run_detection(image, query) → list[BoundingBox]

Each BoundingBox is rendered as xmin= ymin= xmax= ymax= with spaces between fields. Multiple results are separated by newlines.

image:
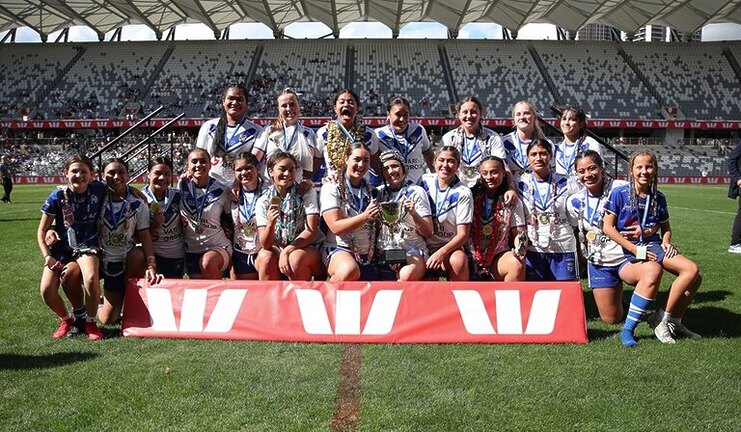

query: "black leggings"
xmin=1 ymin=177 xmax=11 ymax=202
xmin=732 ymin=197 xmax=741 ymax=245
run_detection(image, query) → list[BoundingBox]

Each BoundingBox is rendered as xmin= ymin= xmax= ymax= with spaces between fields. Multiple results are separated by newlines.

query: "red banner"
xmin=3 ymin=118 xmax=740 ymax=130
xmin=122 ymin=279 xmax=588 ymax=344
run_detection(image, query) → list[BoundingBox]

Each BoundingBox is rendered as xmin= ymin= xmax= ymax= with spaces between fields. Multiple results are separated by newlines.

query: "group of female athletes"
xmin=37 ymin=84 xmax=703 ymax=347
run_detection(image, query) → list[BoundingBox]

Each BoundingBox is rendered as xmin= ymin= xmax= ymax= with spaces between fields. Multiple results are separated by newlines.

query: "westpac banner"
xmin=122 ymin=280 xmax=588 ymax=344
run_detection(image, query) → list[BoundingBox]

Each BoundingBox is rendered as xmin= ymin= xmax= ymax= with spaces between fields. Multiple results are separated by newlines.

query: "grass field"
xmin=1 ymin=184 xmax=739 ymax=431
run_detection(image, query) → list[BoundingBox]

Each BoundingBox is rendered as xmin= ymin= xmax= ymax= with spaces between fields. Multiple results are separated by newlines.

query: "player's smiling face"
xmin=575 ymin=156 xmax=603 ymax=192
xmin=148 ymin=163 xmax=172 ymax=192
xmin=278 ymin=93 xmax=300 ymax=126
xmin=345 ymin=147 xmax=370 ymax=183
xmin=187 ymin=150 xmax=211 ymax=185
xmin=268 ymin=157 xmax=296 ymax=191
xmin=234 ymin=158 xmax=258 ymax=190
xmin=560 ymin=110 xmax=581 ymax=140
xmin=388 ymin=103 xmax=409 ymax=133
xmin=104 ymin=161 xmax=129 ymax=196
xmin=435 ymin=150 xmax=459 ymax=184
xmin=479 ymin=159 xmax=505 ymax=191
xmin=222 ymin=87 xmax=247 ymax=123
xmin=513 ymin=102 xmax=535 ymax=135
xmin=66 ymin=162 xmax=93 ymax=193
xmin=382 ymin=160 xmax=405 ymax=188
xmin=458 ymin=101 xmax=481 ymax=134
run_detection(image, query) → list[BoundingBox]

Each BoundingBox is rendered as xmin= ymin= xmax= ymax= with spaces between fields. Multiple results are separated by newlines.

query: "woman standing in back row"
xmin=502 ymin=100 xmax=550 ymax=179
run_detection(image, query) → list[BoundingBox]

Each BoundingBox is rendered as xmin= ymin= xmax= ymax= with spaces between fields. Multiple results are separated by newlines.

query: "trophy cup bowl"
xmin=380 ymin=201 xmax=401 ymax=224
xmin=378 ymin=201 xmax=406 ymax=265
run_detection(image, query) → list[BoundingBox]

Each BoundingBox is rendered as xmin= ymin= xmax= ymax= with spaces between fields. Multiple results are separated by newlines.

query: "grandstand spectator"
xmin=314 ymin=89 xmax=381 ymax=186
xmin=441 ymin=96 xmax=506 ymax=187
xmin=97 ymin=158 xmax=159 ymax=325
xmin=503 ymin=100 xmax=549 ymax=178
xmin=419 ymin=146 xmax=472 ymax=281
xmin=143 ymin=157 xmax=184 ymax=278
xmin=321 ymin=143 xmax=381 ymax=281
xmin=568 ymin=150 xmax=644 ymax=324
xmin=376 ymin=149 xmax=433 ymax=281
xmin=196 ymin=83 xmax=263 ymax=185
xmin=375 ymin=97 xmax=435 ymax=185
xmin=603 ymin=150 xmax=702 ymax=346
xmin=470 ymin=156 xmax=526 ymax=281
xmin=253 ymin=89 xmax=316 ymax=182
xmin=179 ymin=148 xmax=233 ymax=279
xmin=256 ymin=151 xmax=323 ymax=280
xmin=727 ymin=141 xmax=741 ymax=254
xmin=229 ymin=152 xmax=270 ymax=280
xmin=555 ymin=105 xmax=603 ymax=176
xmin=37 ymin=154 xmax=106 ymax=339
xmin=1 ymin=154 xmax=13 ymax=203
xmin=517 ymin=139 xmax=581 ymax=281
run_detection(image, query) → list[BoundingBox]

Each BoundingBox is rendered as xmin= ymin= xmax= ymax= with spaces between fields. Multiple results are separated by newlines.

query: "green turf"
xmin=0 ymin=184 xmax=739 ymax=431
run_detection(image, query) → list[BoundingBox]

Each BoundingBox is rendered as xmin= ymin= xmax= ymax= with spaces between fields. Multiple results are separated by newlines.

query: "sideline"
xmin=330 ymin=344 xmax=362 ymax=432
xmin=671 ymin=206 xmax=735 ymax=216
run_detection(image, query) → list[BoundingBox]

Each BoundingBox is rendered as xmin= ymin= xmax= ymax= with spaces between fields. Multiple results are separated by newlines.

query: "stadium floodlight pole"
xmin=548 ymin=105 xmax=629 ymax=178
xmin=88 ymin=105 xmax=164 ymax=176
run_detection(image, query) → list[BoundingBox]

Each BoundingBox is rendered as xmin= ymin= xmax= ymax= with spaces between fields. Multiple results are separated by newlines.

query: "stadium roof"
xmin=1 ymin=1 xmax=739 ymax=41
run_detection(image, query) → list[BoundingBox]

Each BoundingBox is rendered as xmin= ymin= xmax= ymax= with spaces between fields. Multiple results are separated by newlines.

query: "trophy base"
xmin=378 ymin=248 xmax=407 ymax=265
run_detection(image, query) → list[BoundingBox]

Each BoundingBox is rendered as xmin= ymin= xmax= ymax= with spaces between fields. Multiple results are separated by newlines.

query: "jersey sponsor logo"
xmin=145 ymin=287 xmax=247 ymax=332
xmin=295 ymin=289 xmax=403 ymax=335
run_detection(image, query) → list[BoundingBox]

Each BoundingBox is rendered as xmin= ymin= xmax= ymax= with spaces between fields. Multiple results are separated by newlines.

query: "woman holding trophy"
xmin=256 ymin=151 xmax=323 ymax=280
xmin=320 ymin=143 xmax=381 ymax=281
xmin=376 ymin=150 xmax=433 ymax=281
xmin=469 ymin=156 xmax=527 ymax=281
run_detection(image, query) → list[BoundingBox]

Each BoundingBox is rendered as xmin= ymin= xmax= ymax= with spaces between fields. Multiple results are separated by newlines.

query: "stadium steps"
xmin=722 ymin=47 xmax=741 ymax=81
xmin=35 ymin=45 xmax=86 ymax=108
xmin=437 ymin=45 xmax=457 ymax=110
xmin=142 ymin=43 xmax=175 ymax=101
xmin=616 ymin=44 xmax=664 ymax=114
xmin=527 ymin=45 xmax=563 ymax=106
xmin=345 ymin=45 xmax=355 ymax=89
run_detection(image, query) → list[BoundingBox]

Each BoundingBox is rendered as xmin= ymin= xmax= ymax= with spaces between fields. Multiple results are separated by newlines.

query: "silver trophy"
xmin=378 ymin=201 xmax=407 ymax=265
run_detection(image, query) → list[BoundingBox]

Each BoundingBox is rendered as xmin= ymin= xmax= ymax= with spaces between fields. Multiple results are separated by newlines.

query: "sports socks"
xmin=621 ymin=292 xmax=654 ymax=347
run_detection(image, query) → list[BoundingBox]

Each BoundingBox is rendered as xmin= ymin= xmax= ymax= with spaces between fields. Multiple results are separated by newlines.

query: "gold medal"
xmin=270 ymin=196 xmax=283 ymax=206
xmin=585 ymin=229 xmax=597 ymax=243
xmin=243 ymin=224 xmax=254 ymax=238
xmin=482 ymin=224 xmax=493 ymax=236
xmin=150 ymin=202 xmax=161 ymax=214
xmin=538 ymin=213 xmax=550 ymax=225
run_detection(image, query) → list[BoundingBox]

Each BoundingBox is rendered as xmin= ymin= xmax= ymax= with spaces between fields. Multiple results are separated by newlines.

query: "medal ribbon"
xmin=189 ymin=178 xmax=214 ymax=225
xmin=107 ymin=190 xmax=130 ymax=230
xmin=434 ymin=181 xmax=452 ymax=218
xmin=531 ymin=174 xmax=553 ymax=212
xmin=224 ymin=117 xmax=248 ymax=151
xmin=239 ymin=187 xmax=259 ymax=225
xmin=559 ymin=140 xmax=579 ymax=173
xmin=144 ymin=186 xmax=171 ymax=216
xmin=638 ymin=194 xmax=651 ymax=243
xmin=461 ymin=131 xmax=481 ymax=166
xmin=345 ymin=177 xmax=368 ymax=213
xmin=282 ymin=124 xmax=298 ymax=153
xmin=390 ymin=127 xmax=412 ymax=160
xmin=336 ymin=120 xmax=357 ymax=145
xmin=511 ymin=133 xmax=530 ymax=171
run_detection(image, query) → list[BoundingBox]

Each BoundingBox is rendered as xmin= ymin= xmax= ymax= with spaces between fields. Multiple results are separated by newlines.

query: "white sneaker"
xmin=728 ymin=244 xmax=741 ymax=254
xmin=668 ymin=321 xmax=702 ymax=340
xmin=646 ymin=311 xmax=676 ymax=344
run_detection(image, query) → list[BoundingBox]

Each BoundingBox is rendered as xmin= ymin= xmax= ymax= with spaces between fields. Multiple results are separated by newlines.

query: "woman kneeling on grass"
xmin=603 ymin=150 xmax=702 ymax=346
xmin=38 ymin=154 xmax=107 ymax=339
xmin=470 ymin=156 xmax=527 ymax=281
xmin=567 ymin=150 xmax=662 ymax=326
xmin=98 ymin=158 xmax=160 ymax=325
xmin=256 ymin=151 xmax=323 ymax=280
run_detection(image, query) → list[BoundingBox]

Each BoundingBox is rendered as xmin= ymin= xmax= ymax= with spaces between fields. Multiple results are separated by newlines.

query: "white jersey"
xmin=377 ymin=183 xmax=431 ymax=253
xmin=502 ymin=131 xmax=555 ymax=179
xmin=142 ymin=186 xmax=184 ymax=259
xmin=375 ymin=123 xmax=431 ymax=185
xmin=179 ymin=177 xmax=232 ymax=254
xmin=554 ymin=136 xmax=604 ymax=176
xmin=255 ymin=185 xmax=321 ymax=247
xmin=196 ymin=117 xmax=263 ymax=184
xmin=567 ymin=179 xmax=627 ymax=267
xmin=316 ymin=122 xmax=380 ymax=184
xmin=229 ymin=186 xmax=264 ymax=255
xmin=99 ymin=191 xmax=150 ymax=263
xmin=441 ymin=126 xmax=506 ymax=187
xmin=517 ymin=172 xmax=580 ymax=254
xmin=320 ymin=179 xmax=378 ymax=256
xmin=253 ymin=123 xmax=317 ymax=182
xmin=419 ymin=173 xmax=473 ymax=251
xmin=472 ymin=196 xmax=527 ymax=254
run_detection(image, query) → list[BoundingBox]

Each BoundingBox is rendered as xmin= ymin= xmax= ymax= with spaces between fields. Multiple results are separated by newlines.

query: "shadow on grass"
xmin=587 ymin=328 xmax=620 ymax=342
xmin=686 ymin=306 xmax=741 ymax=338
xmin=690 ymin=290 xmax=733 ymax=304
xmin=0 ymin=351 xmax=98 ymax=370
xmin=0 ymin=217 xmax=40 ymax=222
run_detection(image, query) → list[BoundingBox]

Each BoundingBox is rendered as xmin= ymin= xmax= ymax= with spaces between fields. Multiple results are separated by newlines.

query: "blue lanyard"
xmin=434 ymin=181 xmax=452 ymax=217
xmin=638 ymin=194 xmax=651 ymax=242
xmin=512 ymin=132 xmax=530 ymax=170
xmin=144 ymin=186 xmax=171 ymax=215
xmin=337 ymin=120 xmax=357 ymax=144
xmin=559 ymin=140 xmax=579 ymax=172
xmin=225 ymin=117 xmax=247 ymax=149
xmin=345 ymin=177 xmax=368 ymax=213
xmin=282 ymin=124 xmax=298 ymax=153
xmin=461 ymin=131 xmax=481 ymax=165
xmin=239 ymin=187 xmax=259 ymax=224
xmin=583 ymin=189 xmax=600 ymax=228
xmin=390 ymin=126 xmax=411 ymax=159
xmin=189 ymin=178 xmax=214 ymax=222
xmin=107 ymin=190 xmax=129 ymax=229
xmin=531 ymin=174 xmax=553 ymax=212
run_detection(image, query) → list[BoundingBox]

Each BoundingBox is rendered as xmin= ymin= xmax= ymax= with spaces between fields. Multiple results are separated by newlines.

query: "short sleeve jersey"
xmin=375 ymin=123 xmax=432 ymax=185
xmin=253 ymin=123 xmax=317 ymax=182
xmin=196 ymin=117 xmax=264 ymax=184
xmin=502 ymin=131 xmax=555 ymax=179
xmin=98 ymin=192 xmax=150 ymax=263
xmin=419 ymin=173 xmax=473 ymax=251
xmin=473 ymin=197 xmax=527 ymax=255
xmin=441 ymin=126 xmax=506 ymax=187
xmin=142 ymin=186 xmax=184 ymax=259
xmin=230 ymin=187 xmax=263 ymax=255
xmin=554 ymin=136 xmax=604 ymax=176
xmin=179 ymin=177 xmax=232 ymax=254
xmin=567 ymin=179 xmax=627 ymax=266
xmin=320 ymin=179 xmax=378 ymax=255
xmin=604 ymin=183 xmax=669 ymax=251
xmin=255 ymin=186 xmax=321 ymax=247
xmin=315 ymin=123 xmax=381 ymax=185
xmin=40 ymin=181 xmax=107 ymax=254
xmin=376 ymin=183 xmax=431 ymax=253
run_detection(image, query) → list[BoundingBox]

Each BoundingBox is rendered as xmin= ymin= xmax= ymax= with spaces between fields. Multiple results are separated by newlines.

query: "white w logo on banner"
xmin=294 ymin=289 xmax=403 ymax=335
xmin=452 ymin=290 xmax=561 ymax=335
xmin=145 ymin=288 xmax=247 ymax=332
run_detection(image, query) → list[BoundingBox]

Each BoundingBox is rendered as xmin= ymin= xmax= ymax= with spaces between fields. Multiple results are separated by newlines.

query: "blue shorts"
xmin=587 ymin=262 xmax=622 ymax=289
xmin=625 ymin=243 xmax=666 ymax=264
xmin=156 ymin=256 xmax=184 ymax=278
xmin=525 ymin=251 xmax=578 ymax=281
xmin=322 ymin=245 xmax=381 ymax=281
xmin=232 ymin=250 xmax=258 ymax=276
xmin=102 ymin=260 xmax=126 ymax=294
